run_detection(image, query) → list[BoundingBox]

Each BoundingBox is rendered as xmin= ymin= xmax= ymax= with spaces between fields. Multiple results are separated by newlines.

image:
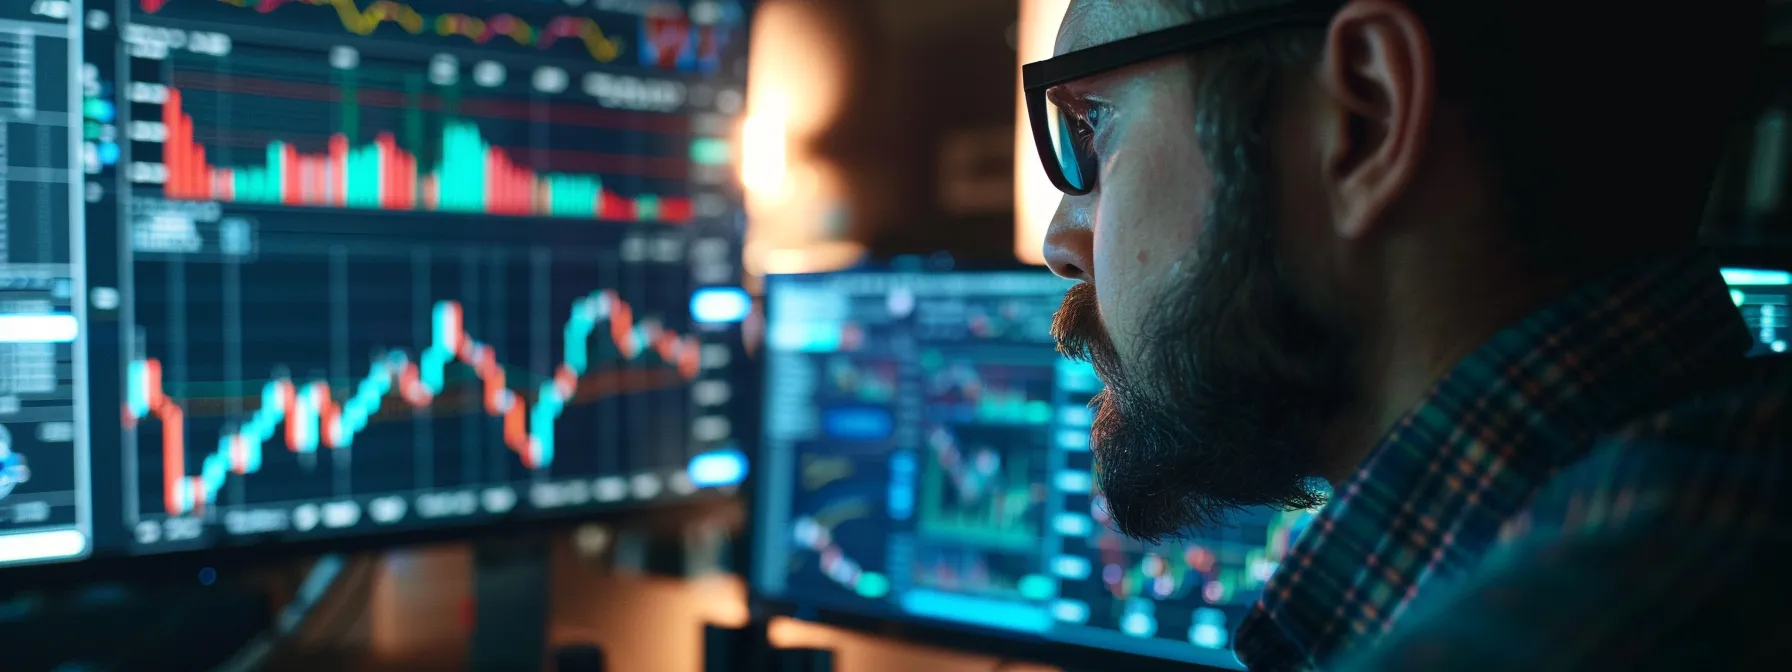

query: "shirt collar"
xmin=1233 ymin=251 xmax=1753 ymax=670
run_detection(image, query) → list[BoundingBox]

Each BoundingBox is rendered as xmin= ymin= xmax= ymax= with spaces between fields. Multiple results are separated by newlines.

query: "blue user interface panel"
xmin=1723 ymin=267 xmax=1792 ymax=355
xmin=752 ymin=269 xmax=1317 ymax=669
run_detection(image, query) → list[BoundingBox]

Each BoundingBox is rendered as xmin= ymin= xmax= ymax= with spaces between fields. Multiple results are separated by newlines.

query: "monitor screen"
xmin=1722 ymin=267 xmax=1791 ymax=355
xmin=754 ymin=265 xmax=1786 ymax=666
xmin=752 ymin=269 xmax=1314 ymax=669
xmin=0 ymin=0 xmax=750 ymax=570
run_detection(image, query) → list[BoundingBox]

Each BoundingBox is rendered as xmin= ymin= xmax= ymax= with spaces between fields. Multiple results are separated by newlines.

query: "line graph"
xmin=141 ymin=0 xmax=626 ymax=64
xmin=119 ymin=198 xmax=725 ymax=526
xmin=126 ymin=288 xmax=701 ymax=516
xmin=918 ymin=424 xmax=1046 ymax=550
xmin=137 ymin=0 xmax=743 ymax=72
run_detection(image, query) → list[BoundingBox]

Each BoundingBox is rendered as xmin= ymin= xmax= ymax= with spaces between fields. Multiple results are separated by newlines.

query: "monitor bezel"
xmin=748 ymin=264 xmax=1238 ymax=672
xmin=2 ymin=0 xmax=765 ymax=590
xmin=0 ymin=492 xmax=739 ymax=593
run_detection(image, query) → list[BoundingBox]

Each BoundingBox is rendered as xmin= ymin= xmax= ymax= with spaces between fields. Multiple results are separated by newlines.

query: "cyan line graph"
xmin=125 ymin=289 xmax=701 ymax=516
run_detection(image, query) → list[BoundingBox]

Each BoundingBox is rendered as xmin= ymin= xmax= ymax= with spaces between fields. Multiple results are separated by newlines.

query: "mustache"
xmin=1051 ymin=283 xmax=1124 ymax=383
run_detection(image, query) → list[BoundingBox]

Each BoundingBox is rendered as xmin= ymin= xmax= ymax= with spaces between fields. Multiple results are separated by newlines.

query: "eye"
xmin=1070 ymin=105 xmax=1109 ymax=156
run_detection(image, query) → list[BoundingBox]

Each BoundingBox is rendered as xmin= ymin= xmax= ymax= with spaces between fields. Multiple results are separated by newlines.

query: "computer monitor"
xmin=753 ymin=264 xmax=1784 ymax=668
xmin=0 ymin=0 xmax=751 ymax=576
xmin=751 ymin=267 xmax=1312 ymax=670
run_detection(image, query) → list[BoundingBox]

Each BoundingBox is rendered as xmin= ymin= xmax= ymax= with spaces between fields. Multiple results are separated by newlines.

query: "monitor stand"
xmin=468 ymin=535 xmax=551 ymax=671
xmin=704 ymin=618 xmax=772 ymax=672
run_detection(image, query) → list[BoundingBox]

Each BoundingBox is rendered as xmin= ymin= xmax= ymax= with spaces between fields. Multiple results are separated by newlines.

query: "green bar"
xmin=350 ymin=145 xmax=381 ymax=208
xmin=689 ymin=137 xmax=731 ymax=165
xmin=547 ymin=174 xmax=597 ymax=218
xmin=440 ymin=121 xmax=486 ymax=213
xmin=259 ymin=143 xmax=286 ymax=205
xmin=236 ymin=167 xmax=273 ymax=204
xmin=635 ymin=194 xmax=659 ymax=221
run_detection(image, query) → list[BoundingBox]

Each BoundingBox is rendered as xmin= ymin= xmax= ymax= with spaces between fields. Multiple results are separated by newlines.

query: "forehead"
xmin=1054 ymin=0 xmax=1188 ymax=55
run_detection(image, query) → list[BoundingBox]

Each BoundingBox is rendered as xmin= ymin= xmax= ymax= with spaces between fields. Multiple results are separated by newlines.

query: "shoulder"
xmin=1331 ymin=357 xmax=1792 ymax=671
xmin=1505 ymin=355 xmax=1792 ymax=541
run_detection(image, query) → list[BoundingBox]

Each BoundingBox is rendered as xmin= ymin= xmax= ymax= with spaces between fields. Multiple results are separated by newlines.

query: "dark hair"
xmin=1181 ymin=0 xmax=1767 ymax=267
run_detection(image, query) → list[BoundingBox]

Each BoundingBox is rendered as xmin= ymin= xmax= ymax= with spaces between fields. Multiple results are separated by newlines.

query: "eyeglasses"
xmin=1022 ymin=0 xmax=1342 ymax=196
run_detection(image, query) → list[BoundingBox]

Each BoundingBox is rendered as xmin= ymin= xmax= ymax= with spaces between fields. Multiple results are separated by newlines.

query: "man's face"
xmin=1045 ymin=1 xmax=1349 ymax=541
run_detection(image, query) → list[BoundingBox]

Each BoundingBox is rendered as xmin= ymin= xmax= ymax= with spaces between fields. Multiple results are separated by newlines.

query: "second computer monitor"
xmin=752 ymin=268 xmax=1314 ymax=669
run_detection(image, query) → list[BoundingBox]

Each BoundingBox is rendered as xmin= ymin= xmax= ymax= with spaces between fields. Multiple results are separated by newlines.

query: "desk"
xmin=345 ymin=539 xmax=1058 ymax=672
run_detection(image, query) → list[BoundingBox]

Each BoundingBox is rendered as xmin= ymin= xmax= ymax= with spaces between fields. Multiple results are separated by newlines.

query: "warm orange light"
xmin=740 ymin=0 xmax=864 ymax=279
xmin=1014 ymin=0 xmax=1071 ymax=266
xmin=740 ymin=93 xmax=790 ymax=197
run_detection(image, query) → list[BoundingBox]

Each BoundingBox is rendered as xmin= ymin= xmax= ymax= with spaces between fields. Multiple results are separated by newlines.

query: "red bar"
xmin=299 ymin=155 xmax=313 ymax=205
xmin=329 ymin=134 xmax=349 ymax=207
xmin=502 ymin=160 xmax=517 ymax=215
xmin=390 ymin=152 xmax=405 ymax=209
xmin=502 ymin=160 xmax=516 ymax=215
xmin=507 ymin=164 xmax=522 ymax=215
xmin=143 ymin=358 xmax=187 ymax=515
xmin=499 ymin=163 xmax=513 ymax=214
xmin=163 ymin=90 xmax=184 ymax=199
xmin=376 ymin=133 xmax=394 ymax=210
xmin=485 ymin=149 xmax=501 ymax=215
xmin=282 ymin=144 xmax=301 ymax=205
xmin=312 ymin=382 xmax=341 ymax=449
xmin=192 ymin=146 xmax=208 ymax=201
xmin=660 ymin=196 xmax=693 ymax=223
xmin=394 ymin=154 xmax=408 ymax=209
xmin=283 ymin=380 xmax=304 ymax=452
xmin=505 ymin=405 xmax=529 ymax=466
xmin=600 ymin=191 xmax=635 ymax=220
xmin=313 ymin=154 xmax=327 ymax=205
xmin=308 ymin=154 xmax=322 ymax=205
xmin=391 ymin=152 xmax=406 ymax=209
xmin=403 ymin=154 xmax=417 ymax=209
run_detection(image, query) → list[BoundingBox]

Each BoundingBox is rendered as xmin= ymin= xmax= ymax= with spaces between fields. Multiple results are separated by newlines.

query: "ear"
xmin=1316 ymin=0 xmax=1435 ymax=240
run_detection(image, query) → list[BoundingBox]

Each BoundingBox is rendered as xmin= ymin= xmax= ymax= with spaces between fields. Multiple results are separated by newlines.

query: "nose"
xmin=1042 ymin=195 xmax=1093 ymax=282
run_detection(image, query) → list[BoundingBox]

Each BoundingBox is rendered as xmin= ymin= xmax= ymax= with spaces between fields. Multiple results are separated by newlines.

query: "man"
xmin=1027 ymin=0 xmax=1787 ymax=669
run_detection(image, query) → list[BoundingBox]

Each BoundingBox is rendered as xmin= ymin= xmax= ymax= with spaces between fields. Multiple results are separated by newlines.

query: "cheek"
xmin=1089 ymin=136 xmax=1210 ymax=356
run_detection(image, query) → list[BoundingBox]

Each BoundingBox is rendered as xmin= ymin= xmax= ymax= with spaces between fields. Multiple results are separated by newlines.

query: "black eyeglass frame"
xmin=1022 ymin=0 xmax=1344 ymax=196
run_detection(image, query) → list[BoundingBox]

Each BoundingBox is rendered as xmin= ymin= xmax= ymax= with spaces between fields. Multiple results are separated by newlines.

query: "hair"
xmin=1174 ymin=0 xmax=1767 ymax=269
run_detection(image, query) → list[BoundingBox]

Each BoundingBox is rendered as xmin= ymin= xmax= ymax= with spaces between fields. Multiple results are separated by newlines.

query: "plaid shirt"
xmin=1233 ymin=250 xmax=1792 ymax=670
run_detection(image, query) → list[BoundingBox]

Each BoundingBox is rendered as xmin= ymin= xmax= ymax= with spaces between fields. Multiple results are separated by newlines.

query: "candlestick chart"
xmin=138 ymin=38 xmax=721 ymax=224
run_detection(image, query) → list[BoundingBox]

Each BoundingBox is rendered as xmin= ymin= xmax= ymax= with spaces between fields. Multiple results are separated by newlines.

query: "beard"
xmin=1050 ymin=122 xmax=1350 ymax=545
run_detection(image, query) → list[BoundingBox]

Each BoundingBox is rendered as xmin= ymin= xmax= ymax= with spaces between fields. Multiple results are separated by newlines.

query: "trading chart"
xmin=12 ymin=0 xmax=756 ymax=561
xmin=754 ymin=270 xmax=1316 ymax=669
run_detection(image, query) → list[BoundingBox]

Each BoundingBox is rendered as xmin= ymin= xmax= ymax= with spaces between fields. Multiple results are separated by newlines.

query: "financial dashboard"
xmin=753 ymin=265 xmax=1789 ymax=669
xmin=751 ymin=269 xmax=1315 ymax=670
xmin=0 ymin=0 xmax=752 ymax=570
